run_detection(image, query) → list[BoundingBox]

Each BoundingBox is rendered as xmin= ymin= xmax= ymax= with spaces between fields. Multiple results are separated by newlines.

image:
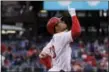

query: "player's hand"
xmin=39 ymin=53 xmax=48 ymax=58
xmin=68 ymin=5 xmax=76 ymax=16
xmin=39 ymin=54 xmax=52 ymax=69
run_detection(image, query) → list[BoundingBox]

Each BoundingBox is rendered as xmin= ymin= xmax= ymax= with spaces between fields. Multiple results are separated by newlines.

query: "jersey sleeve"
xmin=41 ymin=39 xmax=53 ymax=56
xmin=64 ymin=31 xmax=73 ymax=43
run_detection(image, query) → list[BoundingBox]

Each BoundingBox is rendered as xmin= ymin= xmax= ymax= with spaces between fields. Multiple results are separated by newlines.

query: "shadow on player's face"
xmin=55 ymin=21 xmax=67 ymax=33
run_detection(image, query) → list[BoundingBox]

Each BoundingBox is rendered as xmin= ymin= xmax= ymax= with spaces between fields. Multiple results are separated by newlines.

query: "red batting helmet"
xmin=47 ymin=17 xmax=61 ymax=34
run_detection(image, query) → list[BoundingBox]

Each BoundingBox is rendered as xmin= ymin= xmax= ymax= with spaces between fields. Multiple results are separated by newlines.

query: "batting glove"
xmin=68 ymin=6 xmax=76 ymax=16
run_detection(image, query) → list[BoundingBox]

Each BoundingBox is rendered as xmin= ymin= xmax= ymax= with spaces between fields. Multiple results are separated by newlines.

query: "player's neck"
xmin=55 ymin=29 xmax=68 ymax=34
xmin=65 ymin=29 xmax=68 ymax=31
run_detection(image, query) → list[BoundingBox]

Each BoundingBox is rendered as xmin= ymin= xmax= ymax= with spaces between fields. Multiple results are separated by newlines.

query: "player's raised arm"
xmin=68 ymin=6 xmax=81 ymax=39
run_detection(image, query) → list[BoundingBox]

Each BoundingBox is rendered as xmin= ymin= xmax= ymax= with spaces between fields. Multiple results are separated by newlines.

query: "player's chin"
xmin=62 ymin=28 xmax=67 ymax=32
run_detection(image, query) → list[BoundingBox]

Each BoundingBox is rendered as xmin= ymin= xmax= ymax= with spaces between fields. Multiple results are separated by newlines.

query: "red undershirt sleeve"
xmin=71 ymin=16 xmax=81 ymax=39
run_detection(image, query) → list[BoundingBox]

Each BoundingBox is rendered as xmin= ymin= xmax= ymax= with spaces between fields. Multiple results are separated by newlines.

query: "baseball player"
xmin=39 ymin=6 xmax=81 ymax=72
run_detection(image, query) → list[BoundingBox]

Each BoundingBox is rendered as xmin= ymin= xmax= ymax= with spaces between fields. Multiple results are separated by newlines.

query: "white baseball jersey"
xmin=41 ymin=31 xmax=73 ymax=71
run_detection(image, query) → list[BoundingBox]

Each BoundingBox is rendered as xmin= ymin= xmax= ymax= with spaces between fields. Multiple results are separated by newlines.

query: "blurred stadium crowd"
xmin=1 ymin=1 xmax=109 ymax=72
xmin=1 ymin=34 xmax=109 ymax=72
